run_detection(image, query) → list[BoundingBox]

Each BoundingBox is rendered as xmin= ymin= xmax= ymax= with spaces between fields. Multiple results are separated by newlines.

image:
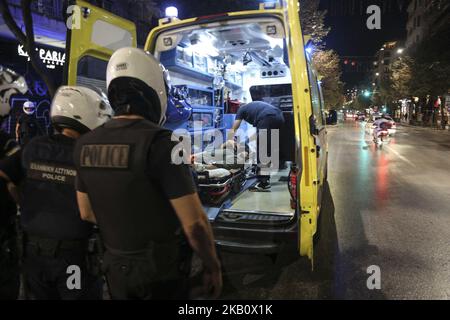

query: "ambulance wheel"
xmin=270 ymin=243 xmax=301 ymax=268
xmin=311 ymin=182 xmax=336 ymax=279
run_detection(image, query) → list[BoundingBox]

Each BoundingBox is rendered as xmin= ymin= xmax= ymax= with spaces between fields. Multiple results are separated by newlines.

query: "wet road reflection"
xmin=221 ymin=121 xmax=450 ymax=299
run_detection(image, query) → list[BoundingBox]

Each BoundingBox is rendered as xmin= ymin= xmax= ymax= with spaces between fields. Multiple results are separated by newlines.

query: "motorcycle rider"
xmin=0 ymin=66 xmax=26 ymax=300
xmin=0 ymin=128 xmax=20 ymax=300
xmin=373 ymin=114 xmax=391 ymax=143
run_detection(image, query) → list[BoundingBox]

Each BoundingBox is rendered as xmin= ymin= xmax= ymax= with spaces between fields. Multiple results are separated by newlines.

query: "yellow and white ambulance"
xmin=64 ymin=0 xmax=328 ymax=265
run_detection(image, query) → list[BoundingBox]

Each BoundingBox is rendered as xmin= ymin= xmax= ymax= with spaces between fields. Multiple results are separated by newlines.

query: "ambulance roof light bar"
xmin=159 ymin=6 xmax=180 ymax=25
xmin=165 ymin=6 xmax=178 ymax=18
xmin=259 ymin=1 xmax=281 ymax=10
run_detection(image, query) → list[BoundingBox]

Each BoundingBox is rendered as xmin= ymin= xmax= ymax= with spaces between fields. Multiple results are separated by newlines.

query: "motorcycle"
xmin=374 ymin=129 xmax=390 ymax=148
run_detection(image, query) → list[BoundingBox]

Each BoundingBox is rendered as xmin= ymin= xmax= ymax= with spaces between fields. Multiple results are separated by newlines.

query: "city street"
xmin=1 ymin=0 xmax=449 ymax=303
xmin=221 ymin=121 xmax=450 ymax=300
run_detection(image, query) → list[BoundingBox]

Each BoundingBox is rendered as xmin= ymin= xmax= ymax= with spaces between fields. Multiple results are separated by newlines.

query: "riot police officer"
xmin=0 ymin=66 xmax=26 ymax=299
xmin=15 ymin=101 xmax=46 ymax=146
xmin=0 ymin=86 xmax=113 ymax=299
xmin=74 ymin=47 xmax=222 ymax=300
xmin=0 ymin=128 xmax=19 ymax=299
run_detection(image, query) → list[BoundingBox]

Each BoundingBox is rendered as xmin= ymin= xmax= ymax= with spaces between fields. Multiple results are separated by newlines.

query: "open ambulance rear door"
xmin=282 ymin=0 xmax=323 ymax=264
xmin=64 ymin=0 xmax=137 ymax=90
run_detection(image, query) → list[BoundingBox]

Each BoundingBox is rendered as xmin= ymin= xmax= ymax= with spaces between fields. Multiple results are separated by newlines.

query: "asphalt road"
xmin=221 ymin=121 xmax=450 ymax=300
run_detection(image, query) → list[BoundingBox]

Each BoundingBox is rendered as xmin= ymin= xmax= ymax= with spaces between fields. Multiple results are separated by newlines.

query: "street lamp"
xmin=375 ymin=72 xmax=380 ymax=76
xmin=397 ymin=48 xmax=404 ymax=54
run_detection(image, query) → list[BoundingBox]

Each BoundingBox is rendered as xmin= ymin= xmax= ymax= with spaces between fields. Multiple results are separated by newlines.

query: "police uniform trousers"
xmin=0 ymin=237 xmax=19 ymax=300
xmin=0 ymin=180 xmax=19 ymax=300
xmin=23 ymin=235 xmax=103 ymax=300
xmin=102 ymin=243 xmax=191 ymax=300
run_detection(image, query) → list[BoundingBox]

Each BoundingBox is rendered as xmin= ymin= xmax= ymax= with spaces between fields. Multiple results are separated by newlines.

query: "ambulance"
xmin=64 ymin=0 xmax=329 ymax=266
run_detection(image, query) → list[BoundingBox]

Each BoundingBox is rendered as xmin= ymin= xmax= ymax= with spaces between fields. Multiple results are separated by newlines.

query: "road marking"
xmin=384 ymin=145 xmax=416 ymax=167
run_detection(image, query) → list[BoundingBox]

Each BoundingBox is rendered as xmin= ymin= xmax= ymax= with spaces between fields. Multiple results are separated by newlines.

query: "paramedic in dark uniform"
xmin=227 ymin=100 xmax=284 ymax=191
xmin=15 ymin=101 xmax=45 ymax=146
xmin=0 ymin=86 xmax=113 ymax=299
xmin=74 ymin=47 xmax=222 ymax=300
xmin=0 ymin=128 xmax=20 ymax=299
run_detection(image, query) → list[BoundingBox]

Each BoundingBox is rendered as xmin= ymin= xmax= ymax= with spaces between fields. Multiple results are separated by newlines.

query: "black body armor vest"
xmin=20 ymin=135 xmax=93 ymax=240
xmin=74 ymin=119 xmax=181 ymax=252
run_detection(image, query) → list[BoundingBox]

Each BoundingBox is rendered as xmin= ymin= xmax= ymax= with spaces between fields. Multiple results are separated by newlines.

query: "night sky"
xmin=319 ymin=0 xmax=409 ymax=56
xmin=320 ymin=0 xmax=409 ymax=86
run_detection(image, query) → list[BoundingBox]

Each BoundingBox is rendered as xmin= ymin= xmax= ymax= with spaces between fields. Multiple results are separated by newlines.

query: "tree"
xmin=349 ymin=92 xmax=372 ymax=111
xmin=301 ymin=1 xmax=342 ymax=110
xmin=0 ymin=0 xmax=57 ymax=97
xmin=410 ymin=4 xmax=450 ymax=98
xmin=312 ymin=49 xmax=344 ymax=109
xmin=390 ymin=56 xmax=413 ymax=100
xmin=372 ymin=9 xmax=450 ymax=125
xmin=299 ymin=0 xmax=330 ymax=45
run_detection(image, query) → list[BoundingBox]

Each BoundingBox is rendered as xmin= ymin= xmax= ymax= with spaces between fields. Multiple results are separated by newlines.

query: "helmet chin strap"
xmin=159 ymin=114 xmax=166 ymax=126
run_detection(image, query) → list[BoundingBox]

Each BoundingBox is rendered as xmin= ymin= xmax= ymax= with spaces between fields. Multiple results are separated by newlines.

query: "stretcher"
xmin=191 ymin=148 xmax=251 ymax=205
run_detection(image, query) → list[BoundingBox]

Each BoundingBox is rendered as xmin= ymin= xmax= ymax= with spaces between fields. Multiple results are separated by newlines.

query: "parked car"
xmin=356 ymin=113 xmax=366 ymax=121
xmin=345 ymin=112 xmax=356 ymax=120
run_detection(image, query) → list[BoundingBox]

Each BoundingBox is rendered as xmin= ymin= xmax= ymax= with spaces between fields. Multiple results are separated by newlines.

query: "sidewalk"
xmin=399 ymin=122 xmax=450 ymax=135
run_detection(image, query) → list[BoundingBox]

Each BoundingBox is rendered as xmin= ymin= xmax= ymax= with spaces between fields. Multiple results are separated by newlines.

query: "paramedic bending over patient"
xmin=226 ymin=100 xmax=284 ymax=192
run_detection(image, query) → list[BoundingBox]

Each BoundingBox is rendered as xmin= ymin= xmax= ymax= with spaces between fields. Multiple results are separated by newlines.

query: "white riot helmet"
xmin=0 ymin=65 xmax=28 ymax=117
xmin=23 ymin=101 xmax=36 ymax=115
xmin=106 ymin=47 xmax=167 ymax=125
xmin=51 ymin=86 xmax=113 ymax=134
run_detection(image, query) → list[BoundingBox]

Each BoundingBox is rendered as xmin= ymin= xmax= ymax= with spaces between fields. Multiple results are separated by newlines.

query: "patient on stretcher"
xmin=190 ymin=144 xmax=251 ymax=205
xmin=191 ymin=142 xmax=251 ymax=170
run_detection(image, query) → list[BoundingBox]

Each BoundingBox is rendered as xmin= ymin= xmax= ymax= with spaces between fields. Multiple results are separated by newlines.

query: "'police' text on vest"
xmin=80 ymin=144 xmax=130 ymax=169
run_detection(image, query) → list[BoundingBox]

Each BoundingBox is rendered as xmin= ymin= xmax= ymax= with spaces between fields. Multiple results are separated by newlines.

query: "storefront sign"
xmin=17 ymin=44 xmax=65 ymax=70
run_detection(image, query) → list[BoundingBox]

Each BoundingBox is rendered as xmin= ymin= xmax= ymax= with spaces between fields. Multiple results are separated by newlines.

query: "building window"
xmin=417 ymin=15 xmax=421 ymax=27
xmin=416 ymin=34 xmax=420 ymax=43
